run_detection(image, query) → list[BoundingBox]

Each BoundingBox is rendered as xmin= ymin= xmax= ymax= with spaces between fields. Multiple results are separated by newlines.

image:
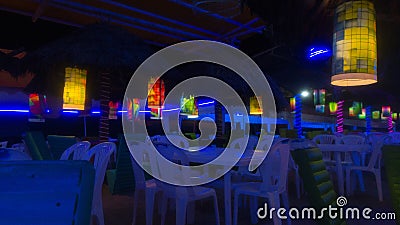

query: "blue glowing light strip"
xmin=198 ymin=101 xmax=215 ymax=106
xmin=162 ymin=108 xmax=180 ymax=112
xmin=91 ymin=111 xmax=101 ymax=114
xmin=0 ymin=109 xmax=29 ymax=113
xmin=62 ymin=110 xmax=79 ymax=114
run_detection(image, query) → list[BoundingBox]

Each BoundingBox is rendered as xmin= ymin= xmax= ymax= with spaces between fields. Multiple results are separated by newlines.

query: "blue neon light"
xmin=118 ymin=110 xmax=128 ymax=113
xmin=198 ymin=101 xmax=215 ymax=106
xmin=139 ymin=110 xmax=151 ymax=113
xmin=162 ymin=108 xmax=180 ymax=112
xmin=62 ymin=110 xmax=79 ymax=114
xmin=92 ymin=111 xmax=101 ymax=114
xmin=308 ymin=46 xmax=331 ymax=59
xmin=0 ymin=109 xmax=29 ymax=113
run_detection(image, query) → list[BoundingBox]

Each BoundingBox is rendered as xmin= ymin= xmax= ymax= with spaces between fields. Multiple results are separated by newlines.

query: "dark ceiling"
xmin=0 ymin=0 xmax=400 ymax=110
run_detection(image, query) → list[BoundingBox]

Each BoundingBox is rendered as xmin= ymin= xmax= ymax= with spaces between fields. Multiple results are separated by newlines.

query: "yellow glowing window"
xmin=63 ymin=67 xmax=87 ymax=110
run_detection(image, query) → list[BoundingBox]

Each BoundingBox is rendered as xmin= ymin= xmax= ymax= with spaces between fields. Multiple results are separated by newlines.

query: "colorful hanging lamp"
xmin=331 ymin=0 xmax=377 ymax=86
xmin=372 ymin=111 xmax=380 ymax=119
xmin=290 ymin=97 xmax=296 ymax=113
xmin=63 ymin=67 xmax=87 ymax=110
xmin=382 ymin=106 xmax=391 ymax=119
xmin=313 ymin=89 xmax=326 ymax=113
xmin=329 ymin=102 xmax=338 ymax=115
xmin=250 ymin=96 xmax=262 ymax=115
xmin=108 ymin=101 xmax=119 ymax=120
xmin=147 ymin=77 xmax=165 ymax=109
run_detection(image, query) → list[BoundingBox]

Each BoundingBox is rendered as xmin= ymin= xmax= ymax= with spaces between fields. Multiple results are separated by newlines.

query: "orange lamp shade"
xmin=250 ymin=96 xmax=263 ymax=115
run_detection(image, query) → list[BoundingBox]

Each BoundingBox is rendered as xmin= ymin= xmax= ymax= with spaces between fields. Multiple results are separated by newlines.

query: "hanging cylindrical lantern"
xmin=313 ymin=89 xmax=326 ymax=113
xmin=331 ymin=0 xmax=377 ymax=86
xmin=148 ymin=77 xmax=165 ymax=109
xmin=108 ymin=101 xmax=119 ymax=120
xmin=133 ymin=98 xmax=140 ymax=120
xmin=29 ymin=93 xmax=46 ymax=122
xmin=382 ymin=106 xmax=391 ymax=119
xmin=313 ymin=89 xmax=326 ymax=105
xmin=358 ymin=108 xmax=366 ymax=119
xmin=372 ymin=110 xmax=380 ymax=119
xmin=290 ymin=97 xmax=296 ymax=113
xmin=337 ymin=100 xmax=344 ymax=133
xmin=63 ymin=67 xmax=87 ymax=110
xmin=180 ymin=95 xmax=198 ymax=118
xmin=250 ymin=96 xmax=262 ymax=115
xmin=349 ymin=107 xmax=355 ymax=117
xmin=352 ymin=101 xmax=363 ymax=115
xmin=329 ymin=102 xmax=338 ymax=115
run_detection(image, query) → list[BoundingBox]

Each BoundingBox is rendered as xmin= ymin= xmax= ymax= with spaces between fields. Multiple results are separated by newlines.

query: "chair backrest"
xmin=258 ymin=140 xmax=290 ymax=193
xmin=83 ymin=142 xmax=116 ymax=202
xmin=388 ymin=132 xmax=400 ymax=144
xmin=60 ymin=141 xmax=91 ymax=160
xmin=0 ymin=160 xmax=95 ymax=225
xmin=339 ymin=135 xmax=365 ymax=145
xmin=0 ymin=141 xmax=7 ymax=148
xmin=367 ymin=134 xmax=391 ymax=169
xmin=312 ymin=134 xmax=338 ymax=144
xmin=129 ymin=141 xmax=150 ymax=191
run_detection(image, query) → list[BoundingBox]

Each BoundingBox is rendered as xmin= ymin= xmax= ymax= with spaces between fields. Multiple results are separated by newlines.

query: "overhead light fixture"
xmin=331 ymin=0 xmax=377 ymax=86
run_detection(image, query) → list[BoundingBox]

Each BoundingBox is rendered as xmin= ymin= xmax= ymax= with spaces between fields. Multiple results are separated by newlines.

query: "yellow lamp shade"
xmin=63 ymin=67 xmax=87 ymax=110
xmin=372 ymin=111 xmax=380 ymax=119
xmin=329 ymin=102 xmax=338 ymax=115
xmin=250 ymin=96 xmax=262 ymax=115
xmin=331 ymin=0 xmax=377 ymax=86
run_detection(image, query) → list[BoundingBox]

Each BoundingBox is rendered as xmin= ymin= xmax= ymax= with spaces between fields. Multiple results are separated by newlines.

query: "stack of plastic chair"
xmin=290 ymin=139 xmax=346 ymax=225
xmin=60 ymin=141 xmax=91 ymax=160
xmin=83 ymin=142 xmax=116 ymax=225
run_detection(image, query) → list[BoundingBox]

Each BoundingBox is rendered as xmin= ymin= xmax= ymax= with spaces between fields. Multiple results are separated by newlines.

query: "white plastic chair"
xmin=60 ymin=141 xmax=91 ymax=160
xmin=130 ymin=141 xmax=163 ymax=225
xmin=233 ymin=140 xmax=290 ymax=225
xmin=146 ymin=140 xmax=220 ymax=225
xmin=0 ymin=141 xmax=8 ymax=148
xmin=345 ymin=135 xmax=390 ymax=201
xmin=312 ymin=134 xmax=338 ymax=163
xmin=83 ymin=142 xmax=116 ymax=225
